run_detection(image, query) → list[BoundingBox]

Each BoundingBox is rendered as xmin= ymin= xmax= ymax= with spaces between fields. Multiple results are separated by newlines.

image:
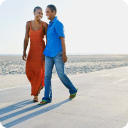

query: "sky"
xmin=0 ymin=0 xmax=128 ymax=55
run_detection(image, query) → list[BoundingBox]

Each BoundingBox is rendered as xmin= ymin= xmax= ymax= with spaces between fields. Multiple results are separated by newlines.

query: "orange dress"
xmin=26 ymin=20 xmax=45 ymax=96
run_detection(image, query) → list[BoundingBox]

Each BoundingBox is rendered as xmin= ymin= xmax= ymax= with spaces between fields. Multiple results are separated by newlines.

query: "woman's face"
xmin=34 ymin=9 xmax=43 ymax=21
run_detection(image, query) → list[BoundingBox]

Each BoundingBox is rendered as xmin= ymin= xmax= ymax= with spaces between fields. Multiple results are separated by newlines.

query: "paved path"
xmin=0 ymin=66 xmax=128 ymax=128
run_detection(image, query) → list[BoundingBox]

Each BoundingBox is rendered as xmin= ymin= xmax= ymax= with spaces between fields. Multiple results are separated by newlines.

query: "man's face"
xmin=34 ymin=9 xmax=43 ymax=21
xmin=45 ymin=7 xmax=55 ymax=20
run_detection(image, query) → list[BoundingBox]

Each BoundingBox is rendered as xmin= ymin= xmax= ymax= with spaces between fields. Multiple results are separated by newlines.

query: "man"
xmin=39 ymin=4 xmax=78 ymax=105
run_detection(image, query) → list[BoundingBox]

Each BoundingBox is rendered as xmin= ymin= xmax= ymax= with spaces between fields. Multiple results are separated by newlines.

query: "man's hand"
xmin=42 ymin=54 xmax=45 ymax=61
xmin=22 ymin=52 xmax=27 ymax=61
xmin=62 ymin=53 xmax=68 ymax=63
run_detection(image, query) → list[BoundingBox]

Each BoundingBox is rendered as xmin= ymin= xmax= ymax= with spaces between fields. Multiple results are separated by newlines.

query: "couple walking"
xmin=22 ymin=4 xmax=78 ymax=105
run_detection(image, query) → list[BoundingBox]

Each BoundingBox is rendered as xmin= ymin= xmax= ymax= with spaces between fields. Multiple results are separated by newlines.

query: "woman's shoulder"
xmin=26 ymin=20 xmax=31 ymax=27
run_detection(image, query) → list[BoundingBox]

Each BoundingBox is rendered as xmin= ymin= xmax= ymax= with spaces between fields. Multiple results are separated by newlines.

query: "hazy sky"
xmin=0 ymin=0 xmax=128 ymax=55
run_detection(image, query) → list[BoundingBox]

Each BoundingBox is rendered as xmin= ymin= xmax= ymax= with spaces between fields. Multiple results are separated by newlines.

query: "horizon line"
xmin=0 ymin=53 xmax=128 ymax=56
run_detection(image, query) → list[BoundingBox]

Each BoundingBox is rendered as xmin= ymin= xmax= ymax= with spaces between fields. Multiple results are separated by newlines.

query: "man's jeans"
xmin=42 ymin=51 xmax=77 ymax=103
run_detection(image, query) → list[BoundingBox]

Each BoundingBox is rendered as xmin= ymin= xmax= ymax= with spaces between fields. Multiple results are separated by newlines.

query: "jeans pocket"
xmin=58 ymin=51 xmax=63 ymax=54
xmin=57 ymin=51 xmax=63 ymax=57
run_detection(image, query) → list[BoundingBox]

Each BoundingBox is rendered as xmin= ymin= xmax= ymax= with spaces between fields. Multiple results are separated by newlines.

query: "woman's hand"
xmin=42 ymin=54 xmax=45 ymax=61
xmin=62 ymin=53 xmax=68 ymax=63
xmin=22 ymin=52 xmax=27 ymax=61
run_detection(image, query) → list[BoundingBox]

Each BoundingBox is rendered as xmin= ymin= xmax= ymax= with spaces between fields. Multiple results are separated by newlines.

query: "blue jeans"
xmin=42 ymin=51 xmax=77 ymax=102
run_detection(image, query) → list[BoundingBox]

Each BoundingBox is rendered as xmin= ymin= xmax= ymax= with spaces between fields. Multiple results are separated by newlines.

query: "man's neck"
xmin=50 ymin=16 xmax=56 ymax=22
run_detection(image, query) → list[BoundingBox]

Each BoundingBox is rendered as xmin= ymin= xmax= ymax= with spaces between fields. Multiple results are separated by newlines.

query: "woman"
xmin=22 ymin=6 xmax=47 ymax=102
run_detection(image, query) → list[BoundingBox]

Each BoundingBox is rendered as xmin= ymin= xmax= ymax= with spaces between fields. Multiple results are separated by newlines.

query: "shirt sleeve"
xmin=54 ymin=21 xmax=65 ymax=38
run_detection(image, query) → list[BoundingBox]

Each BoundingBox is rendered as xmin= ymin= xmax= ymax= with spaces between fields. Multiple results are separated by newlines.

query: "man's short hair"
xmin=34 ymin=6 xmax=42 ymax=12
xmin=47 ymin=4 xmax=57 ymax=13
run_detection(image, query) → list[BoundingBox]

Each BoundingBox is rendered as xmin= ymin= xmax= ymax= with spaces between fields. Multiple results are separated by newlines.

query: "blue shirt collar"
xmin=49 ymin=16 xmax=57 ymax=24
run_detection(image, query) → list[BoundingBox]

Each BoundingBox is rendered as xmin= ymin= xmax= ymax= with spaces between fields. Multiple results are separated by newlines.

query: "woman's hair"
xmin=34 ymin=6 xmax=42 ymax=12
xmin=47 ymin=4 xmax=57 ymax=13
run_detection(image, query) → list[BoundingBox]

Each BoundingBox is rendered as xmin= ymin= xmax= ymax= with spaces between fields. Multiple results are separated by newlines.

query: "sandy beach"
xmin=0 ymin=54 xmax=128 ymax=89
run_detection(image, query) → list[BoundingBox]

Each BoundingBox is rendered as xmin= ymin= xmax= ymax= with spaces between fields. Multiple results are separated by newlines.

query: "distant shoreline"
xmin=1 ymin=54 xmax=128 ymax=89
xmin=0 ymin=54 xmax=128 ymax=56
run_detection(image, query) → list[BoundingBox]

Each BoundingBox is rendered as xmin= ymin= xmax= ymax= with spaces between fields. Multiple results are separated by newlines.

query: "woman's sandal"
xmin=38 ymin=100 xmax=47 ymax=105
xmin=69 ymin=88 xmax=78 ymax=99
xmin=33 ymin=96 xmax=38 ymax=102
xmin=33 ymin=85 xmax=44 ymax=102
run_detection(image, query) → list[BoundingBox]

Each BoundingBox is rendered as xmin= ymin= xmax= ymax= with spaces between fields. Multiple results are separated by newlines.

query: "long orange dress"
xmin=25 ymin=20 xmax=45 ymax=96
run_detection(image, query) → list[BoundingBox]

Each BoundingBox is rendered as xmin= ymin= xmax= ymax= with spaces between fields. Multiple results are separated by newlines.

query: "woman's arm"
xmin=22 ymin=21 xmax=30 ymax=61
xmin=42 ymin=22 xmax=48 ymax=61
xmin=43 ymin=22 xmax=48 ymax=45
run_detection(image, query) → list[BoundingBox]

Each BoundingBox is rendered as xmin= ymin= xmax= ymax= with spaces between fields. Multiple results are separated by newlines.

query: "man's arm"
xmin=54 ymin=21 xmax=67 ymax=63
xmin=60 ymin=37 xmax=68 ymax=63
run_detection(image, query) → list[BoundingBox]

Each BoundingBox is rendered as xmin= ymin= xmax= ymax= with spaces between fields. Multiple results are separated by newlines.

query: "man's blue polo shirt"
xmin=43 ymin=16 xmax=65 ymax=57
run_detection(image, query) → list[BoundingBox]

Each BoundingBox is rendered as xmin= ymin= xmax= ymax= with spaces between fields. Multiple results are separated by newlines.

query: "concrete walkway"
xmin=0 ymin=66 xmax=128 ymax=128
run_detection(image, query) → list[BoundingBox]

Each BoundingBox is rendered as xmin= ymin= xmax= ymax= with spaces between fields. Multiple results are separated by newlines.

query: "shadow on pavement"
xmin=2 ymin=99 xmax=70 ymax=128
xmin=0 ymin=99 xmax=33 ymax=115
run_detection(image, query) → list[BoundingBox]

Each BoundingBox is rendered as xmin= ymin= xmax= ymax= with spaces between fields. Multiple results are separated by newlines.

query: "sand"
xmin=0 ymin=54 xmax=128 ymax=89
